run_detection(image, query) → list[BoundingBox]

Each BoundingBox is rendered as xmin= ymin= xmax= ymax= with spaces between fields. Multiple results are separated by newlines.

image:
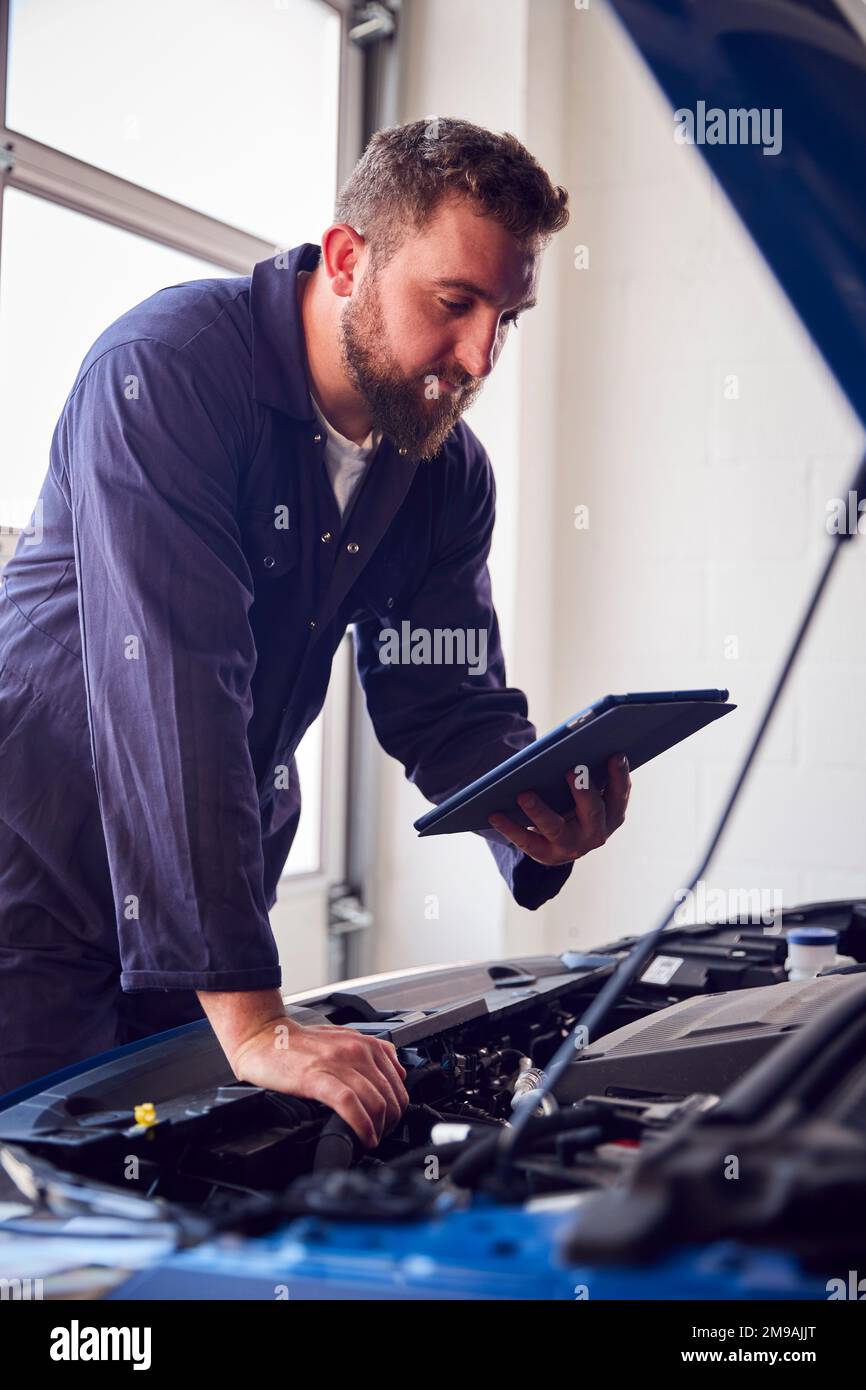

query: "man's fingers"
xmin=515 ymin=791 xmax=567 ymax=841
xmin=378 ymin=1037 xmax=407 ymax=1080
xmin=567 ymin=769 xmax=608 ymax=848
xmin=342 ymin=1067 xmax=393 ymax=1147
xmin=339 ymin=1034 xmax=406 ymax=1132
xmin=602 ymin=753 xmax=631 ymax=831
xmin=328 ymin=1028 xmax=406 ymax=1082
xmin=368 ymin=1044 xmax=410 ymax=1129
xmin=489 ymin=758 xmax=631 ymax=866
xmin=487 ymin=811 xmax=556 ymax=864
xmin=352 ymin=1035 xmax=408 ymax=1130
xmin=344 ymin=1066 xmax=392 ymax=1145
xmin=315 ymin=1071 xmax=381 ymax=1148
xmin=373 ymin=1037 xmax=409 ymax=1096
xmin=232 ymin=1022 xmax=410 ymax=1148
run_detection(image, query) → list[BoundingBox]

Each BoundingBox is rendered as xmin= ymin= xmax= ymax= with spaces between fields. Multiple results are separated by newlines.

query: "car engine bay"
xmin=2 ymin=900 xmax=865 ymax=1277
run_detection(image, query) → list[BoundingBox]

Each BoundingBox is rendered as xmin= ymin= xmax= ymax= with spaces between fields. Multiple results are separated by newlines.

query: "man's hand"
xmin=197 ymin=988 xmax=408 ymax=1149
xmin=487 ymin=752 xmax=631 ymax=867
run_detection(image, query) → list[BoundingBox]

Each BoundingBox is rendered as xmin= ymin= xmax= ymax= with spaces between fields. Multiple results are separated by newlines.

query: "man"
xmin=0 ymin=118 xmax=630 ymax=1145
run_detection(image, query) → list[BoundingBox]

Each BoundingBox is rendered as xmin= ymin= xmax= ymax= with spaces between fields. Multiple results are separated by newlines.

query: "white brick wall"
xmin=544 ymin=1 xmax=866 ymax=954
xmin=372 ymin=0 xmax=866 ymax=971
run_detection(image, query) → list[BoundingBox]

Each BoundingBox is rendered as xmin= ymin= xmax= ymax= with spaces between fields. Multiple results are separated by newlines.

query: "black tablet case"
xmin=414 ymin=699 xmax=736 ymax=837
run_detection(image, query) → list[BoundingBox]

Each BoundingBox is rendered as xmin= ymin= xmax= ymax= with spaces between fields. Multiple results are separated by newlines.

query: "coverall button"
xmin=346 ymin=542 xmax=359 ymax=554
xmin=312 ymin=432 xmax=322 ymax=443
xmin=309 ymin=619 xmax=317 ymax=630
xmin=321 ymin=531 xmax=332 ymax=543
xmin=263 ymin=555 xmax=276 ymax=568
xmin=398 ymin=447 xmax=408 ymax=456
xmin=386 ymin=597 xmax=394 ymax=608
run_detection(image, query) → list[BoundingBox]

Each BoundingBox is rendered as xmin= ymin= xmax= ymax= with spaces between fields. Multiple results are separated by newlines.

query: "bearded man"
xmin=0 ymin=118 xmax=630 ymax=1143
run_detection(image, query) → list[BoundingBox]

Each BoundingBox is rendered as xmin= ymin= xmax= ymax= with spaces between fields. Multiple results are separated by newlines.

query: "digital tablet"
xmin=414 ymin=689 xmax=735 ymax=837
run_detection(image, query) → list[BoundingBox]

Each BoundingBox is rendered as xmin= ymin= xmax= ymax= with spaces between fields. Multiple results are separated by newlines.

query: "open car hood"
xmin=608 ymin=0 xmax=866 ymax=432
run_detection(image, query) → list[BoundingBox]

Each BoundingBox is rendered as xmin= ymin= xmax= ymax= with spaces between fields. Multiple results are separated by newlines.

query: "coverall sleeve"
xmin=353 ymin=431 xmax=574 ymax=911
xmin=59 ymin=339 xmax=281 ymax=991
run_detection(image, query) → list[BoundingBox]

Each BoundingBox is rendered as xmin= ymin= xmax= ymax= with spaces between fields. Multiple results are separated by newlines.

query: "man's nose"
xmin=453 ymin=320 xmax=500 ymax=381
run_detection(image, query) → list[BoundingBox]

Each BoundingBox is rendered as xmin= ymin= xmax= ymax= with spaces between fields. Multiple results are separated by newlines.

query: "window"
xmin=0 ymin=0 xmax=359 ymax=887
xmin=0 ymin=189 xmax=233 ymax=530
xmin=6 ymin=0 xmax=341 ymax=243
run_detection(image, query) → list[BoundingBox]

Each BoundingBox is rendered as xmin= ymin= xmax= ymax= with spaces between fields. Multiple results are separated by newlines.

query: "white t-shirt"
xmin=309 ymin=390 xmax=382 ymax=521
xmin=298 ymin=267 xmax=382 ymax=521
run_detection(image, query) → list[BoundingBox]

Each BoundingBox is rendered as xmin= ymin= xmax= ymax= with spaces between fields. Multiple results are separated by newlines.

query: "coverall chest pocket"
xmin=240 ymin=510 xmax=301 ymax=583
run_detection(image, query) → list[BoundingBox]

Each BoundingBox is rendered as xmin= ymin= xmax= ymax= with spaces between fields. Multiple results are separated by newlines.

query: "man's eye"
xmin=437 ymin=297 xmax=520 ymax=329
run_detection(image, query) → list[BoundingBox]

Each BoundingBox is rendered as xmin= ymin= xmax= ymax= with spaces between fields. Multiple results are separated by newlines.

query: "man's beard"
xmin=338 ymin=270 xmax=484 ymax=463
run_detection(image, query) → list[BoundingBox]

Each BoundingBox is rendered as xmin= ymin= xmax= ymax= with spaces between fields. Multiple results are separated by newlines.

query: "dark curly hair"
xmin=334 ymin=116 xmax=570 ymax=271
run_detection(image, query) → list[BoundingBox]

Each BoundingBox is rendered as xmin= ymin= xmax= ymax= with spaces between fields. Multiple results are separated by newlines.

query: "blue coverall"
xmin=0 ymin=241 xmax=572 ymax=1092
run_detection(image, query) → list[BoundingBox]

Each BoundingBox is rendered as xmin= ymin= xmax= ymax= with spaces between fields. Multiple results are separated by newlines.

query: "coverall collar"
xmin=250 ymin=241 xmax=323 ymax=421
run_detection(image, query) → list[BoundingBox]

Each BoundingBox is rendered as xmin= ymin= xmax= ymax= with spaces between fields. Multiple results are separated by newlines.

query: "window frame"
xmin=0 ymin=0 xmax=363 ymax=268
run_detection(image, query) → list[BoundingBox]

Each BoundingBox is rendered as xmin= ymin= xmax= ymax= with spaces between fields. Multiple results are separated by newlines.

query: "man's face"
xmin=338 ymin=196 xmax=540 ymax=462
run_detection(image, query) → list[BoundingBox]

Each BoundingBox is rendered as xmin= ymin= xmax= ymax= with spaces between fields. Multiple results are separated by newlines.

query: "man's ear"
xmin=322 ymin=223 xmax=367 ymax=299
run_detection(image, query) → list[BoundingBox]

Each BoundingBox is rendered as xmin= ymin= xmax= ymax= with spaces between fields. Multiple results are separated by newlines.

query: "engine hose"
xmin=381 ymin=1111 xmax=581 ymax=1179
xmin=387 ymin=1139 xmax=472 ymax=1173
xmin=266 ymin=1094 xmax=325 ymax=1127
xmin=449 ymin=1109 xmax=602 ymax=1188
xmin=312 ymin=1114 xmax=359 ymax=1172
